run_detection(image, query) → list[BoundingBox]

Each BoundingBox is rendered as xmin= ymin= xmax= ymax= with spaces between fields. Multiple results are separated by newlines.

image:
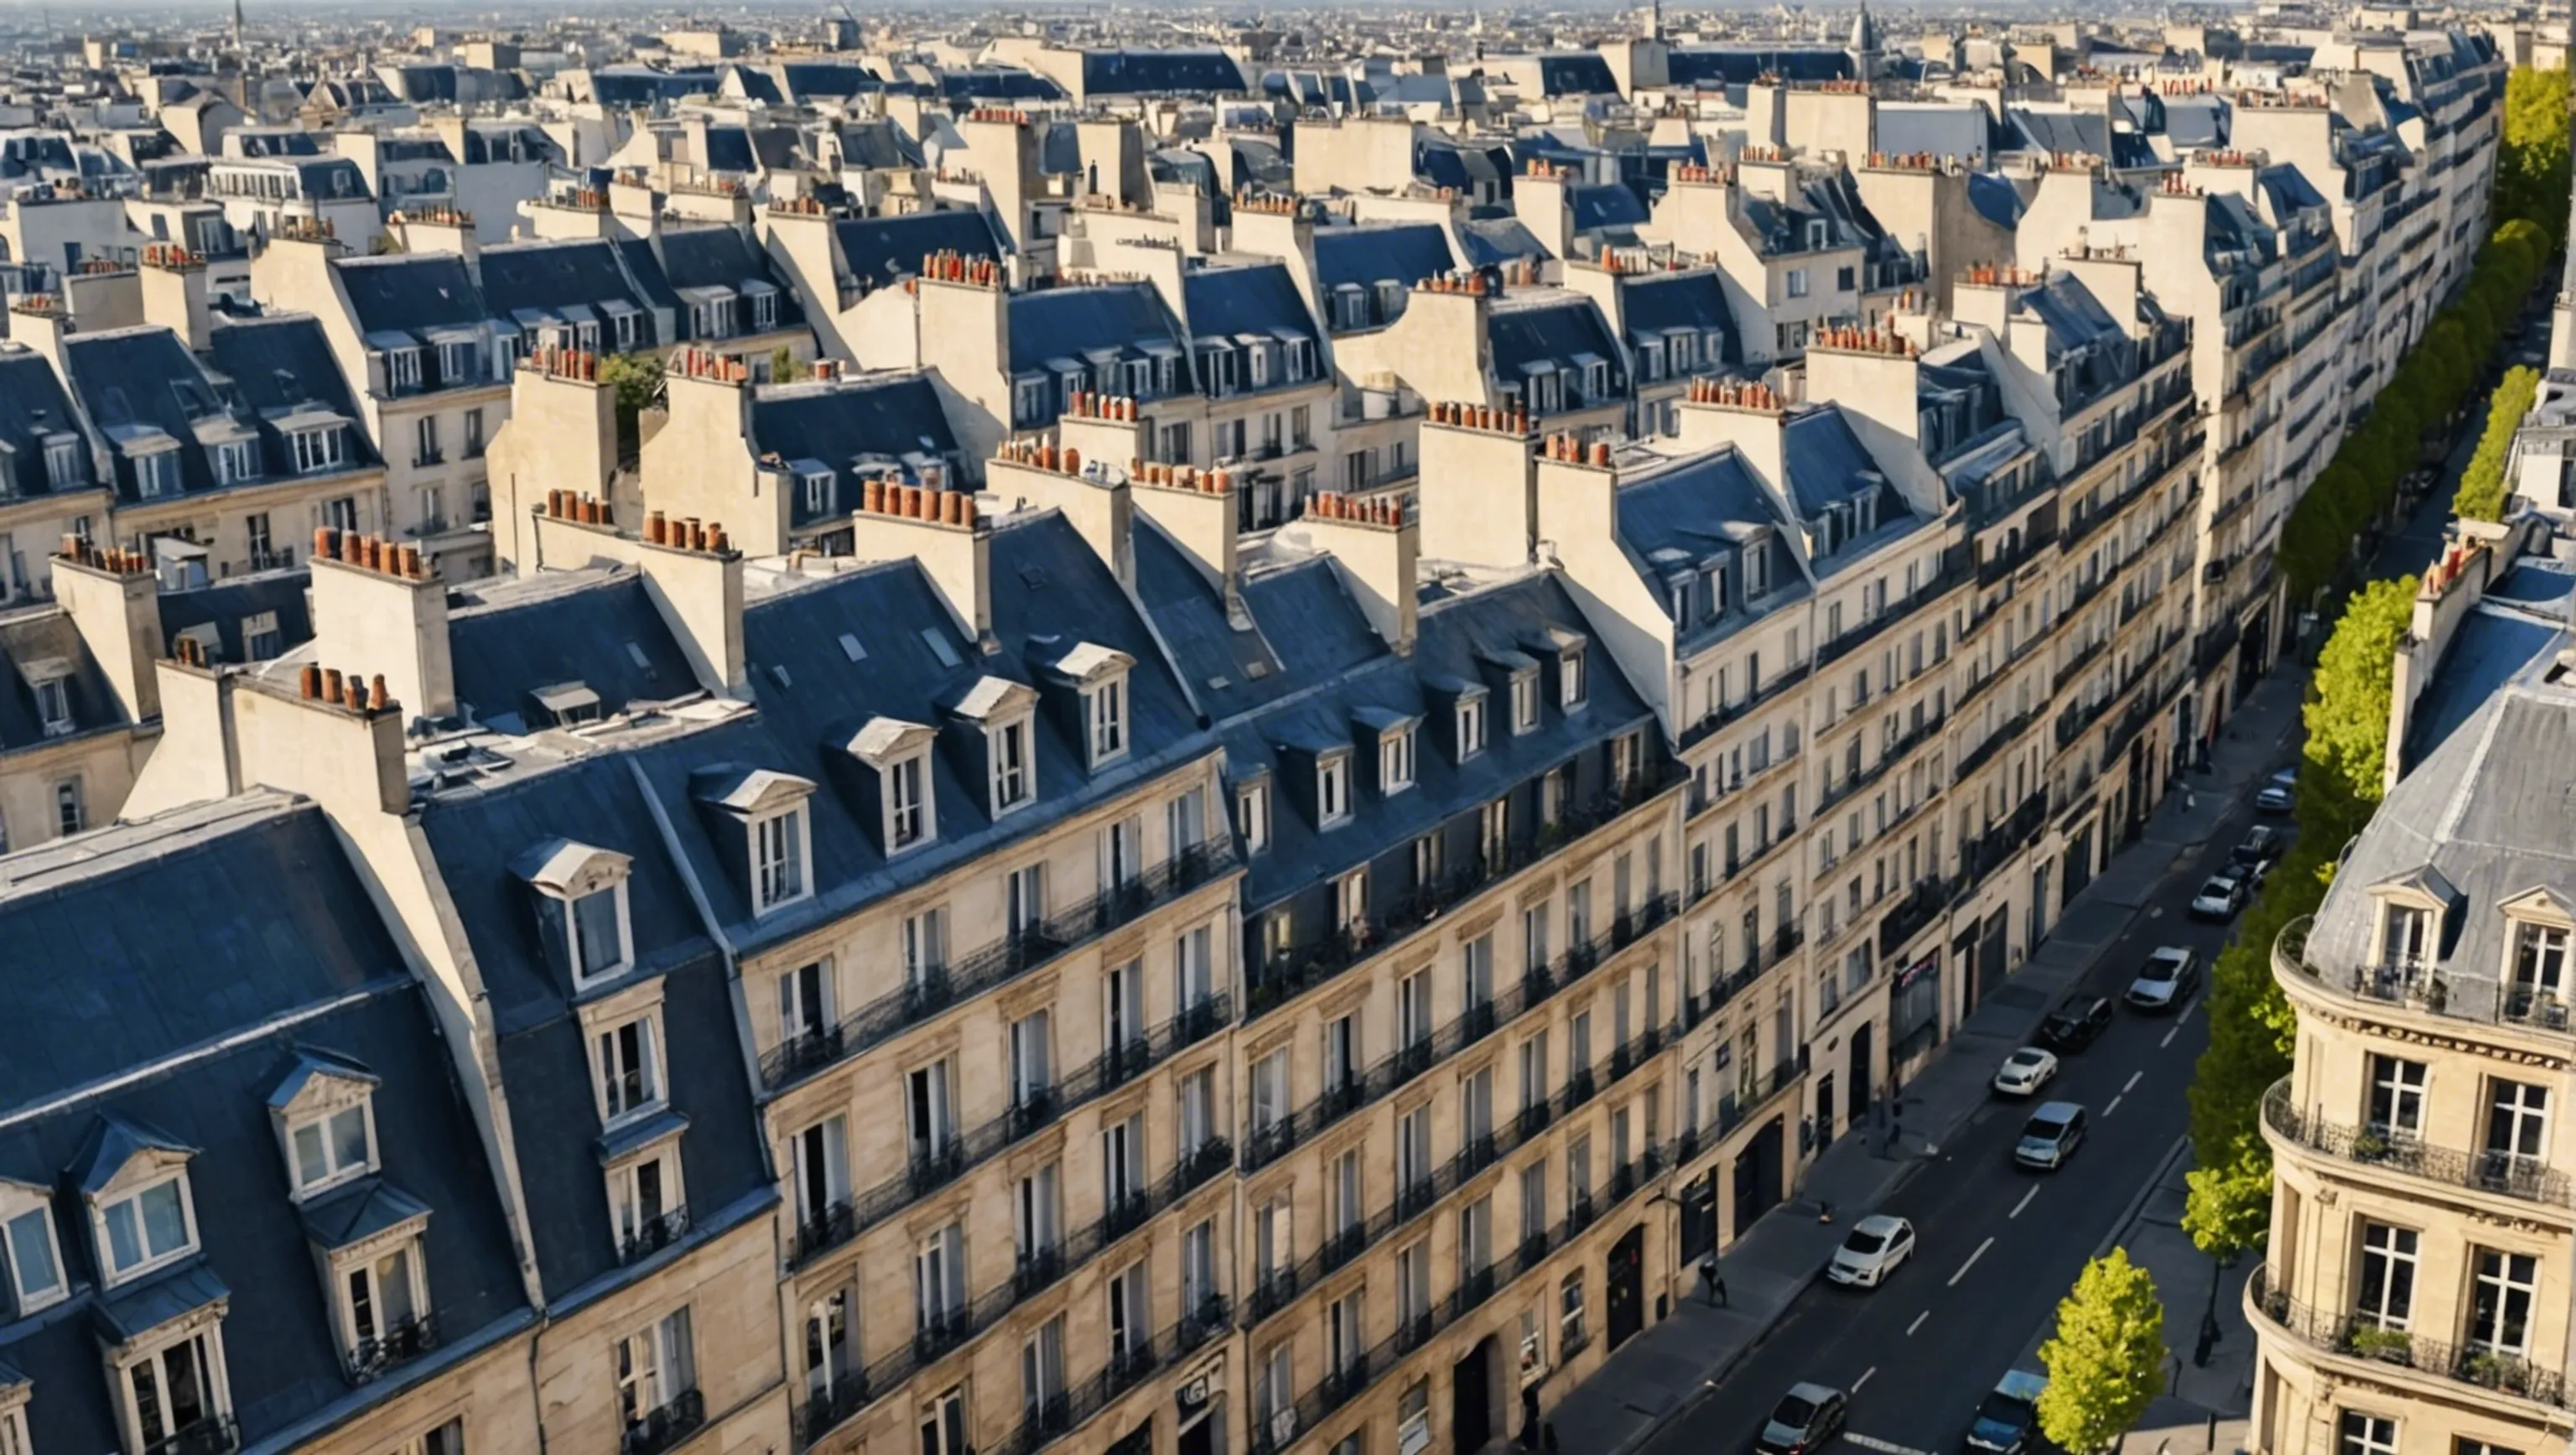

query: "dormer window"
xmin=1317 ymin=751 xmax=1353 ymax=828
xmin=595 ymin=1010 xmax=666 ymax=1125
xmin=1 ymin=1181 xmax=65 ymax=1317
xmin=1745 ymin=538 xmax=1772 ymax=598
xmin=387 ymin=346 xmax=422 ymax=392
xmin=990 ymin=717 xmax=1034 ymax=813
xmin=275 ymin=1054 xmax=378 ymax=1198
xmin=516 ymin=839 xmax=636 ymax=987
xmin=214 ymin=439 xmax=257 ymax=485
xmin=1638 ymin=339 xmax=1666 ymax=382
xmin=1561 ymin=647 xmax=1588 ymax=710
xmin=888 ymin=754 xmax=931 ymax=849
xmin=98 ymin=1171 xmax=196 ymax=1282
xmin=1236 ymin=779 xmax=1271 ymax=854
xmin=439 ymin=339 xmax=476 ymax=384
xmin=291 ymin=425 xmax=346 ymax=475
xmin=2515 ymin=921 xmax=2569 ymax=996
xmin=1381 ymin=724 xmax=1416 ymax=795
xmin=31 ymin=674 xmax=71 ymax=737
xmin=1672 ymin=333 xmax=1697 ymax=372
xmin=1459 ymin=695 xmax=1488 ymax=761
xmin=801 ymin=467 xmax=836 ymax=517
xmin=135 ymin=447 xmax=181 ymax=499
xmin=1088 ymin=676 xmax=1127 ymax=765
xmin=1511 ymin=672 xmax=1540 ymax=735
xmin=756 ymin=804 xmax=809 ymax=909
xmin=2381 ymin=902 xmax=2431 ymax=969
xmin=43 ymin=434 xmax=81 ymax=489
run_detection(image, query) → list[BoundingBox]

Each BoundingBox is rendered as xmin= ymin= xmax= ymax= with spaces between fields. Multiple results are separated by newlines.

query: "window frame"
xmin=752 ymin=803 xmax=813 ymax=912
xmin=283 ymin=1096 xmax=379 ymax=1199
xmin=885 ymin=750 xmax=935 ymax=853
xmin=989 ymin=715 xmax=1036 ymax=816
xmin=1317 ymin=751 xmax=1353 ymax=829
xmin=0 ymin=1187 xmax=66 ymax=1317
xmin=92 ymin=1163 xmax=200 ymax=1286
xmin=586 ymin=996 xmax=670 ymax=1130
xmin=1084 ymin=675 xmax=1129 ymax=766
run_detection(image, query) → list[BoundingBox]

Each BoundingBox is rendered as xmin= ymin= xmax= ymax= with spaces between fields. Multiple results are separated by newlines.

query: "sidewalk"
xmin=1554 ymin=670 xmax=2305 ymax=1455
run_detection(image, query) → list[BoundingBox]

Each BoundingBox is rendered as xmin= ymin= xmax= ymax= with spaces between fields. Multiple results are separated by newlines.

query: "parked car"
xmin=2014 ymin=1101 xmax=2088 ymax=1171
xmin=1826 ymin=1215 xmax=1917 ymax=1287
xmin=1991 ymin=1047 xmax=2059 ymax=1097
xmin=1757 ymin=1384 xmax=1849 ymax=1455
xmin=2256 ymin=767 xmax=2297 ymax=814
xmin=2124 ymin=946 xmax=2201 ymax=1011
xmin=2036 ymin=996 xmax=2114 ymax=1052
xmin=2231 ymin=826 xmax=2283 ymax=871
xmin=2189 ymin=873 xmax=2249 ymax=920
xmin=1965 ymin=1371 xmax=2050 ymax=1455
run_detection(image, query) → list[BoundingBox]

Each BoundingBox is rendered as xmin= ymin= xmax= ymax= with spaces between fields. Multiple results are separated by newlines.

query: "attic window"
xmin=1380 ymin=723 xmax=1416 ymax=795
xmin=1088 ymin=676 xmax=1126 ymax=764
xmin=1671 ymin=333 xmax=1696 ymax=372
xmin=1317 ymin=750 xmax=1353 ymax=829
xmin=43 ymin=434 xmax=82 ymax=490
xmin=756 ymin=806 xmax=809 ymax=910
xmin=1806 ymin=220 xmax=1828 ymax=250
xmin=291 ymin=425 xmax=347 ymax=475
xmin=801 ymin=467 xmax=837 ymax=517
xmin=386 ymin=346 xmax=423 ymax=392
xmin=1638 ymin=338 xmax=1665 ymax=382
xmin=1 ymin=1184 xmax=66 ymax=1317
xmin=30 ymin=673 xmax=72 ymax=737
xmin=1561 ymin=646 xmax=1588 ymax=710
xmin=95 ymin=1167 xmax=197 ymax=1283
xmin=990 ymin=716 xmax=1035 ymax=814
xmin=1511 ymin=670 xmax=1540 ymax=735
xmin=135 ymin=447 xmax=182 ymax=499
xmin=1458 ymin=694 xmax=1488 ymax=761
xmin=888 ymin=753 xmax=932 ymax=849
xmin=1745 ymin=538 xmax=1772 ymax=597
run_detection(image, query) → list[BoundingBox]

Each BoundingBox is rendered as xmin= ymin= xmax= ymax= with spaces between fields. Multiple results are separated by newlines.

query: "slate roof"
xmin=1664 ymin=48 xmax=1853 ymax=87
xmin=1534 ymin=54 xmax=1621 ymax=96
xmin=1488 ymin=295 xmax=1626 ymax=403
xmin=1614 ymin=447 xmax=1810 ymax=653
xmin=747 ymin=373 xmax=962 ymax=527
xmin=0 ymin=348 xmax=92 ymax=501
xmin=1458 ymin=215 xmax=1551 ymax=267
xmin=60 ymin=320 xmax=373 ymax=505
xmin=1005 ymin=281 xmax=1185 ymax=380
xmin=158 ymin=569 xmax=315 ymax=665
xmin=655 ymin=226 xmax=805 ymax=329
xmin=445 ymin=572 xmax=699 ymax=733
xmin=833 ymin=209 xmax=1011 ymax=294
xmin=477 ymin=239 xmax=655 ymax=341
xmin=1874 ymin=102 xmax=2004 ymax=162
xmin=0 ymin=798 xmax=530 ymax=1455
xmin=2307 ymin=658 xmax=2576 ymax=1020
xmin=207 ymin=316 xmax=377 ymax=458
xmin=1078 ymin=49 xmax=1248 ymax=96
xmin=1313 ymin=222 xmax=1454 ymax=293
xmin=0 ymin=611 xmax=119 ymax=754
xmin=1616 ymin=272 xmax=1738 ymax=366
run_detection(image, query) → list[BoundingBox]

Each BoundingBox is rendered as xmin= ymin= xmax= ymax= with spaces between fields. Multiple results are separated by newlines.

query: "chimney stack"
xmin=310 ymin=530 xmax=456 ymax=724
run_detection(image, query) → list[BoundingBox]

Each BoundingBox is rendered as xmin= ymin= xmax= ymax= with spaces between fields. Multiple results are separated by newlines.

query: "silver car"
xmin=2015 ymin=1101 xmax=2087 ymax=1171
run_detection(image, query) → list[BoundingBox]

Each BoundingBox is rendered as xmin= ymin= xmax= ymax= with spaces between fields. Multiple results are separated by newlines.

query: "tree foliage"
xmin=2038 ymin=1250 xmax=2168 ymax=1455
xmin=770 ymin=345 xmax=809 ymax=383
xmin=2302 ymin=574 xmax=2418 ymax=848
xmin=2457 ymin=366 xmax=2542 ymax=521
xmin=598 ymin=351 xmax=665 ymax=450
xmin=2183 ymin=1150 xmax=2276 ymax=1261
xmin=2497 ymin=67 xmax=2572 ymax=244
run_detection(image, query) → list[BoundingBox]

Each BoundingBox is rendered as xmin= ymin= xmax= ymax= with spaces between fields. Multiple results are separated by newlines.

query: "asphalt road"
xmin=1637 ymin=801 xmax=2293 ymax=1455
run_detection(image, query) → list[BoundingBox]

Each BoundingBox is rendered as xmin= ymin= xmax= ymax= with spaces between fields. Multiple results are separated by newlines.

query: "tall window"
xmin=2485 ymin=1079 xmax=2550 ymax=1177
xmin=990 ymin=719 xmax=1033 ymax=811
xmin=572 ymin=884 xmax=627 ymax=982
xmin=1022 ymin=1317 xmax=1067 ymax=1425
xmin=2354 ymin=1222 xmax=2416 ymax=1328
xmin=907 ymin=1060 xmax=955 ymax=1162
xmin=2469 ymin=1248 xmax=2538 ymax=1354
xmin=754 ymin=807 xmax=807 ymax=909
xmin=915 ymin=1224 xmax=966 ymax=1334
xmin=595 ymin=1016 xmax=663 ymax=1125
xmin=615 ymin=1311 xmax=695 ymax=1431
xmin=1088 ymin=678 xmax=1126 ymax=764
xmin=1382 ymin=726 xmax=1415 ymax=793
xmin=888 ymin=755 xmax=929 ymax=849
xmin=1318 ymin=753 xmax=1352 ymax=827
xmin=126 ymin=1331 xmax=221 ymax=1452
xmin=1395 ymin=1239 xmax=1431 ymax=1326
xmin=2382 ymin=904 xmax=2430 ymax=968
xmin=2367 ymin=1055 xmax=2426 ymax=1138
xmin=2512 ymin=921 xmax=2568 ymax=998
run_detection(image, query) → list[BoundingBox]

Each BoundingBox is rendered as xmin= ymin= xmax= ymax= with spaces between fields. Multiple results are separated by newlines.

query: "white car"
xmin=1826 ymin=1214 xmax=1916 ymax=1287
xmin=2189 ymin=874 xmax=2248 ymax=920
xmin=2126 ymin=945 xmax=2201 ymax=1011
xmin=1992 ymin=1047 xmax=2059 ymax=1097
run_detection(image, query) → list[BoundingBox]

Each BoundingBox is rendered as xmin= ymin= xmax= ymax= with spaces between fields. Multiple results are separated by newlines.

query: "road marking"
xmin=2010 ymin=1185 xmax=2039 ymax=1219
xmin=1854 ymin=1366 xmax=1877 ymax=1392
xmin=2122 ymin=1071 xmax=2143 ymax=1094
xmin=2159 ymin=1025 xmax=2181 ymax=1048
xmin=2106 ymin=1094 xmax=2126 ymax=1115
xmin=2179 ymin=1000 xmax=2200 ymax=1026
xmin=1849 ymin=1435 xmax=1940 ymax=1455
xmin=1949 ymin=1236 xmax=1994 ymax=1286
xmin=1907 ymin=1310 xmax=1929 ymax=1336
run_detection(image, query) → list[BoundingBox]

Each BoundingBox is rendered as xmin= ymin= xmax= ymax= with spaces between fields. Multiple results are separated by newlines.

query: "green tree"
xmin=2038 ymin=1250 xmax=2168 ymax=1455
xmin=2301 ymin=575 xmax=2417 ymax=850
xmin=2497 ymin=68 xmax=2572 ymax=241
xmin=597 ymin=352 xmax=665 ymax=454
xmin=769 ymin=345 xmax=809 ymax=383
xmin=2182 ymin=1149 xmax=2274 ymax=1261
xmin=2457 ymin=366 xmax=2541 ymax=521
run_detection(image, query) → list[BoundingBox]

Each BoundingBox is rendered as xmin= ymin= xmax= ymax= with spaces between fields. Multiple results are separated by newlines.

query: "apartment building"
xmin=2249 ymin=522 xmax=2576 ymax=1455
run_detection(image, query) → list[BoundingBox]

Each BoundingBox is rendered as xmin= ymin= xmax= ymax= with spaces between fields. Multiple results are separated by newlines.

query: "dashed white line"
xmin=1907 ymin=1310 xmax=1929 ymax=1336
xmin=2159 ymin=1025 xmax=2181 ymax=1048
xmin=1854 ymin=1366 xmax=1877 ymax=1392
xmin=1949 ymin=1236 xmax=1994 ymax=1286
xmin=2106 ymin=1094 xmax=2126 ymax=1115
xmin=2179 ymin=1000 xmax=2201 ymax=1026
xmin=2122 ymin=1071 xmax=2144 ymax=1094
xmin=1849 ymin=1435 xmax=1939 ymax=1455
xmin=2009 ymin=1185 xmax=2039 ymax=1219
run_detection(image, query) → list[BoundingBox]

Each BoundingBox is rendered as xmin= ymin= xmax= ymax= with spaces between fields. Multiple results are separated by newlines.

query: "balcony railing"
xmin=1247 ymin=777 xmax=1670 ymax=1021
xmin=141 ymin=1416 xmax=240 ymax=1455
xmin=2261 ymin=1080 xmax=2569 ymax=1207
xmin=1819 ymin=560 xmax=1970 ymax=669
xmin=988 ymin=1298 xmax=1241 ymax=1455
xmin=620 ymin=1208 xmax=690 ymax=1265
xmin=791 ymin=994 xmax=1231 ymax=1269
xmin=761 ymin=844 xmax=1234 ymax=1091
xmin=1239 ymin=895 xmax=1675 ymax=1176
xmin=2248 ymin=1264 xmax=2569 ymax=1408
xmin=1679 ymin=661 xmax=1812 ymax=751
xmin=345 ymin=1312 xmax=440 ymax=1383
xmin=2275 ymin=917 xmax=2576 ymax=1037
xmin=621 ymin=1390 xmax=708 ymax=1455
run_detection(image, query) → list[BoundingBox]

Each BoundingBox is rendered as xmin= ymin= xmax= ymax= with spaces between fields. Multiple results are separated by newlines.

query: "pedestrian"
xmin=1700 ymin=1255 xmax=1727 ymax=1307
xmin=1816 ymin=1199 xmax=1835 ymax=1224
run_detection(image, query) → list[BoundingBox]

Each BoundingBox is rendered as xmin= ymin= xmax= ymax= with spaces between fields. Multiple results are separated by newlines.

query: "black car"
xmin=2036 ymin=995 xmax=2114 ymax=1052
xmin=2231 ymin=826 xmax=2283 ymax=872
